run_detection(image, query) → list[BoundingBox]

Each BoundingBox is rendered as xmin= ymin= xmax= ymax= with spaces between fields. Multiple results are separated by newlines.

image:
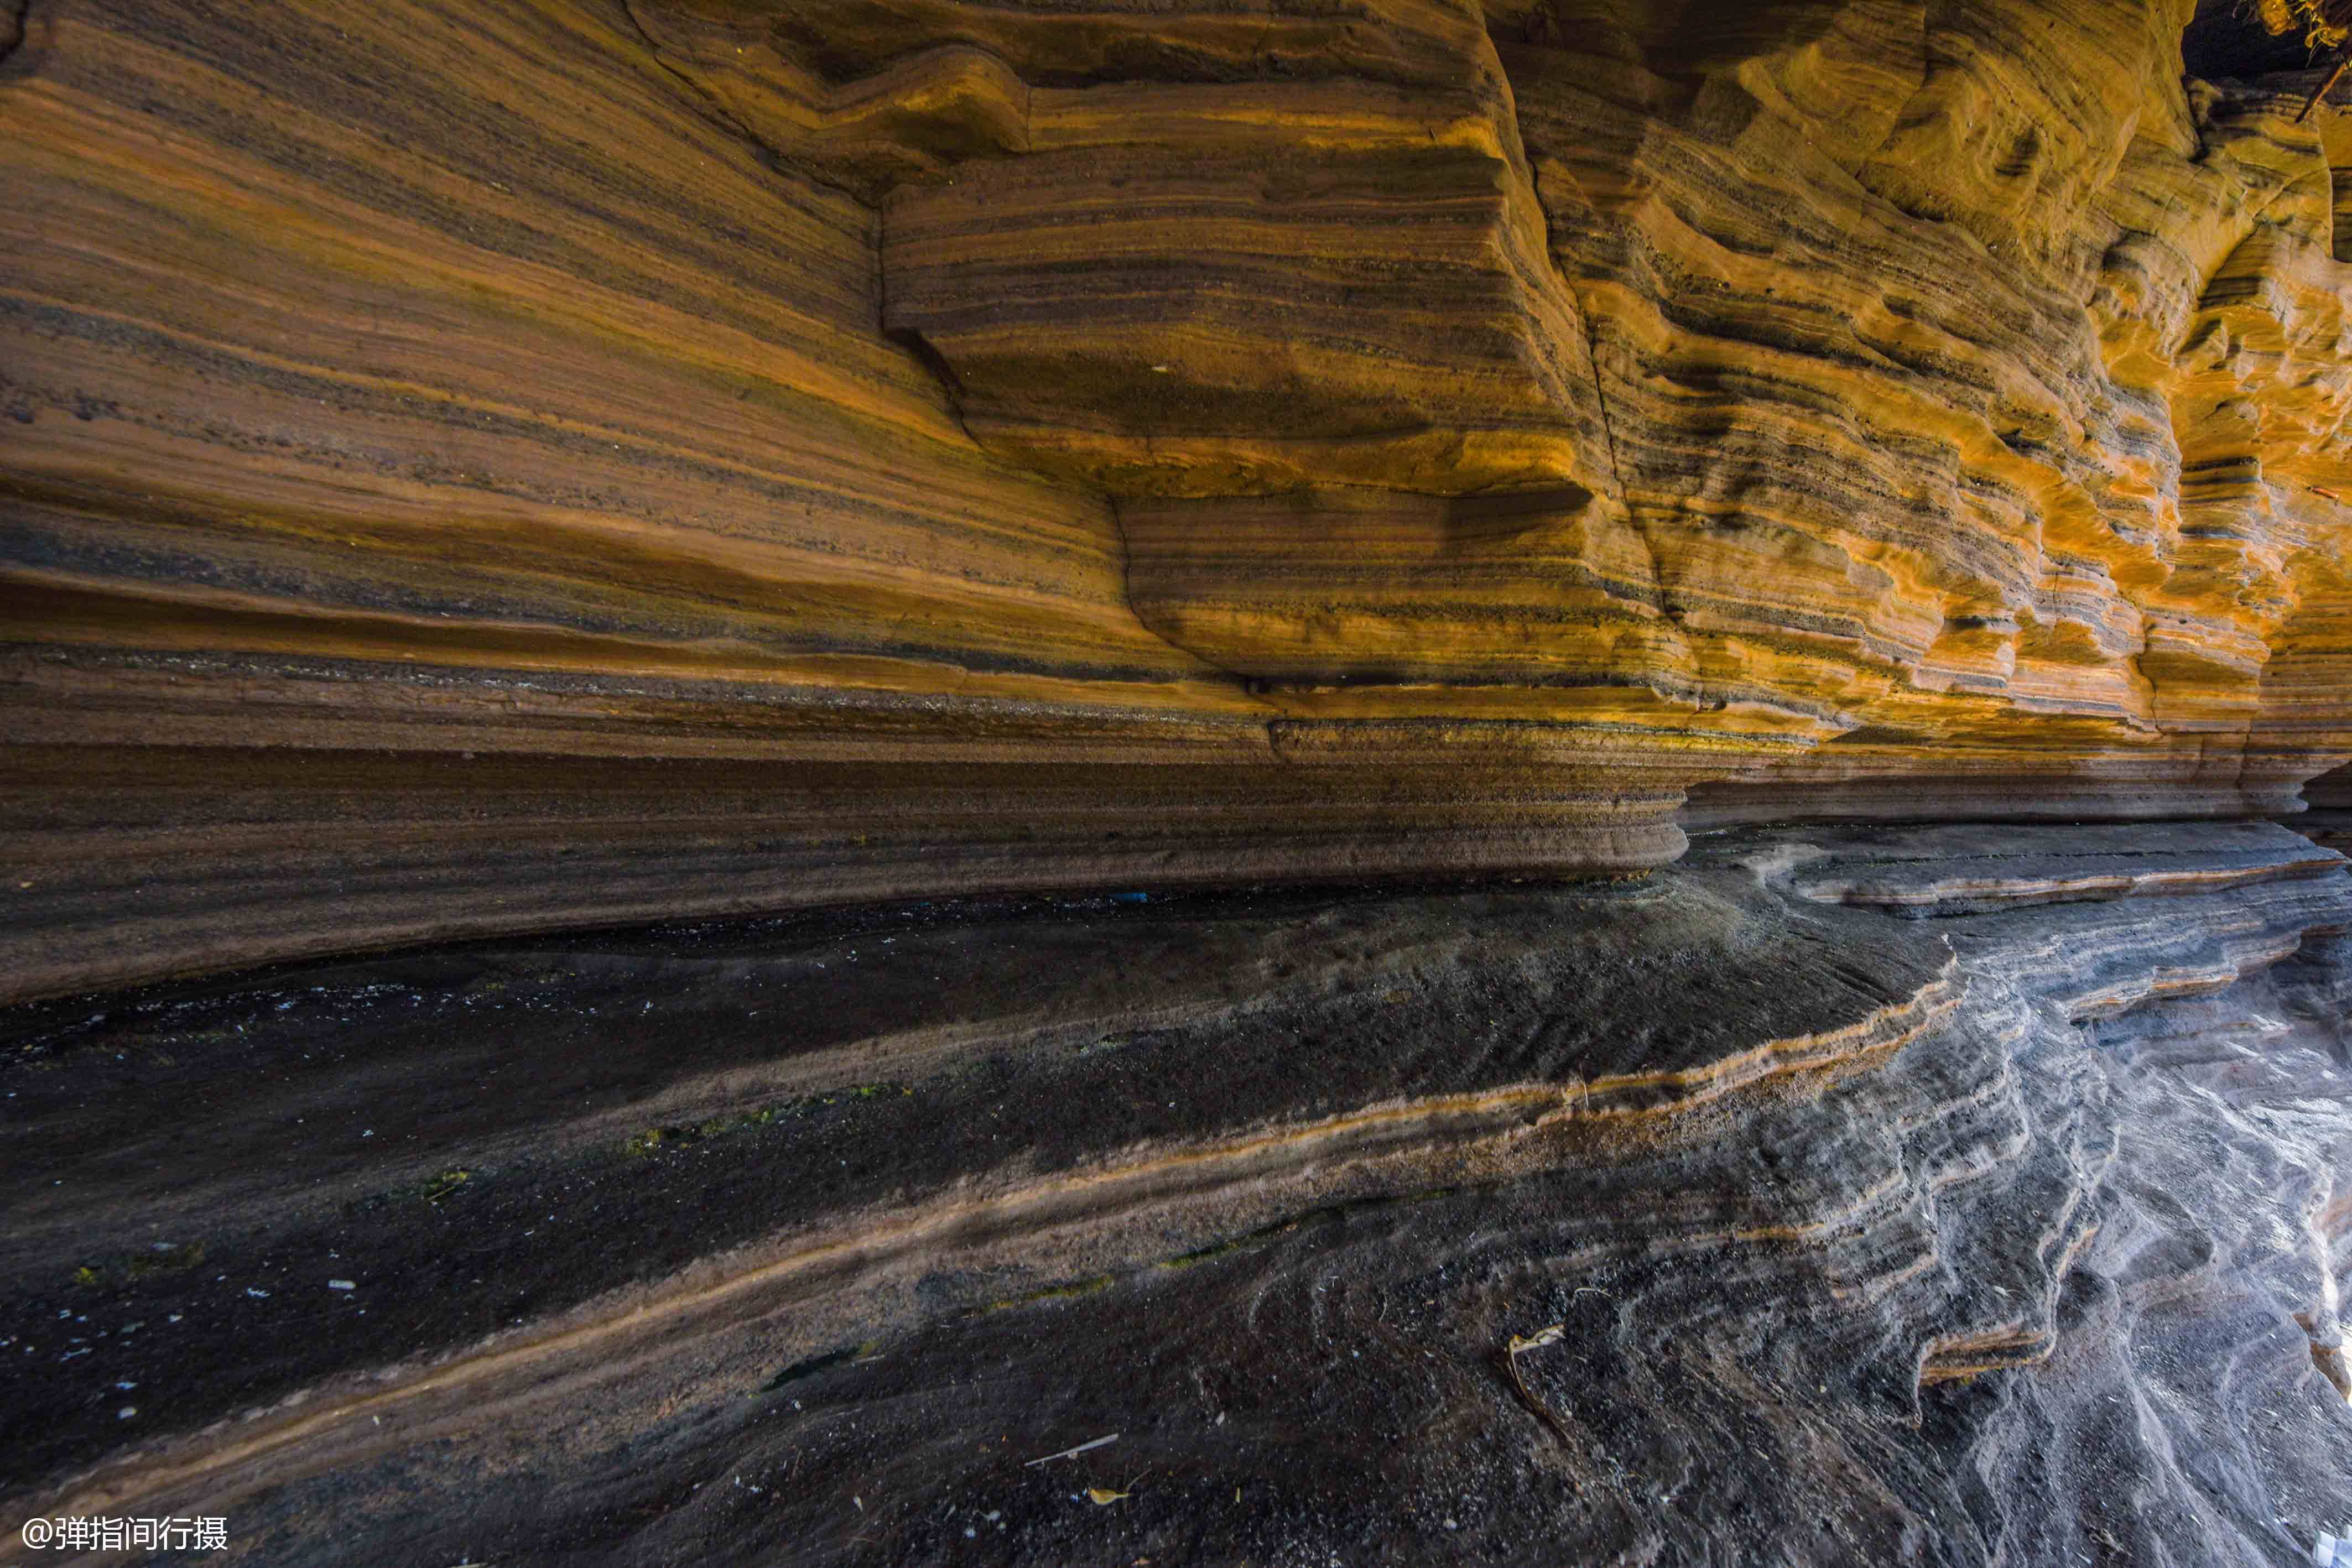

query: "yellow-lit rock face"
xmin=5 ymin=0 xmax=2352 ymax=996
xmin=636 ymin=0 xmax=2352 ymax=771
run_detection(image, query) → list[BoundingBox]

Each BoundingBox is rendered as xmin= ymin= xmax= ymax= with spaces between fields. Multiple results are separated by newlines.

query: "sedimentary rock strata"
xmin=2 ymin=824 xmax=2347 ymax=1564
xmin=10 ymin=2 xmax=2352 ymax=1564
xmin=8 ymin=0 xmax=2352 ymax=989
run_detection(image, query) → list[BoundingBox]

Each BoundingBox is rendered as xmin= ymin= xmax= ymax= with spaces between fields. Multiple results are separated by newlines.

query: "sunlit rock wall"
xmin=7 ymin=0 xmax=2352 ymax=997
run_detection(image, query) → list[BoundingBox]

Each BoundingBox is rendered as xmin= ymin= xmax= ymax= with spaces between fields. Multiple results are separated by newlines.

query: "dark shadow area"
xmin=2183 ymin=0 xmax=2335 ymax=80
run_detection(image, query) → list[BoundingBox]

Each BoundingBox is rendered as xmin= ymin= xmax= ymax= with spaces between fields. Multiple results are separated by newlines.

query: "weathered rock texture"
xmin=9 ymin=0 xmax=2352 ymax=996
xmin=12 ymin=2 xmax=2352 ymax=1562
xmin=2 ymin=823 xmax=2348 ymax=1564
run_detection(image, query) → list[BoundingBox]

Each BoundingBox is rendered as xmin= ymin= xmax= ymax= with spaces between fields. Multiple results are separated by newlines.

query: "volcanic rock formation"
xmin=9 ymin=0 xmax=2352 ymax=994
xmin=3 ymin=823 xmax=2351 ymax=1565
xmin=9 ymin=1 xmax=2352 ymax=1566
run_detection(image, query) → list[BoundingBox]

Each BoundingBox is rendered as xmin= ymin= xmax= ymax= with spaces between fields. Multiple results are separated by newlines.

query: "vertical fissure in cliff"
xmin=1576 ymin=306 xmax=1629 ymax=505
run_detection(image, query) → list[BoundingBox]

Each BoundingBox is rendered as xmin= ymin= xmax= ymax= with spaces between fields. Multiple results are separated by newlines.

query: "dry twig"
xmin=1500 ymin=1324 xmax=1580 ymax=1449
xmin=1024 ymin=1432 xmax=1119 ymax=1467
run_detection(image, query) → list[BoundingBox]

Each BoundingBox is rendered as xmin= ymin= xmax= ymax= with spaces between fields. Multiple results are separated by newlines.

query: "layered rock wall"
xmin=8 ymin=0 xmax=2352 ymax=996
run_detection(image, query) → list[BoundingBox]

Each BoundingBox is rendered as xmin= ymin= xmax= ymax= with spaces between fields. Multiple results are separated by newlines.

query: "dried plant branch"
xmin=1500 ymin=1324 xmax=1580 ymax=1450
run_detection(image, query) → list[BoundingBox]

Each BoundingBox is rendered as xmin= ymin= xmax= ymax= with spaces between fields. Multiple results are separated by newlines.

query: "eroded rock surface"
xmin=1 ymin=823 xmax=2347 ymax=1565
xmin=9 ymin=4 xmax=2352 ymax=1563
xmin=9 ymin=0 xmax=2352 ymax=992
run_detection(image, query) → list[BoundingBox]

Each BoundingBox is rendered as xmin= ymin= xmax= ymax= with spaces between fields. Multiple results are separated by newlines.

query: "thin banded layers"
xmin=8 ymin=0 xmax=2352 ymax=993
xmin=6 ymin=824 xmax=2348 ymax=1564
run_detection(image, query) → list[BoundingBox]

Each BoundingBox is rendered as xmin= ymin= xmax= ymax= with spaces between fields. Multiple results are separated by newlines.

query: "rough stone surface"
xmin=1 ymin=823 xmax=2349 ymax=1565
xmin=9 ymin=4 xmax=2352 ymax=1564
xmin=9 ymin=0 xmax=2352 ymax=994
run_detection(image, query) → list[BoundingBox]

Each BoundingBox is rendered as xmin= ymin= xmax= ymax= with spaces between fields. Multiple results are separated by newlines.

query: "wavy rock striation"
xmin=8 ymin=0 xmax=2352 ymax=991
xmin=0 ymin=822 xmax=2345 ymax=1564
xmin=9 ymin=4 xmax=2352 ymax=1562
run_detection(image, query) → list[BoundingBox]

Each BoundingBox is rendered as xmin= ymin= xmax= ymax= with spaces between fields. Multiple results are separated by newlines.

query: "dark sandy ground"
xmin=3 ymin=822 xmax=2350 ymax=1566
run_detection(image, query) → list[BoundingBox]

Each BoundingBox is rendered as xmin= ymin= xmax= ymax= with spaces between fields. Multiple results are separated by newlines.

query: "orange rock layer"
xmin=6 ymin=0 xmax=2352 ymax=998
